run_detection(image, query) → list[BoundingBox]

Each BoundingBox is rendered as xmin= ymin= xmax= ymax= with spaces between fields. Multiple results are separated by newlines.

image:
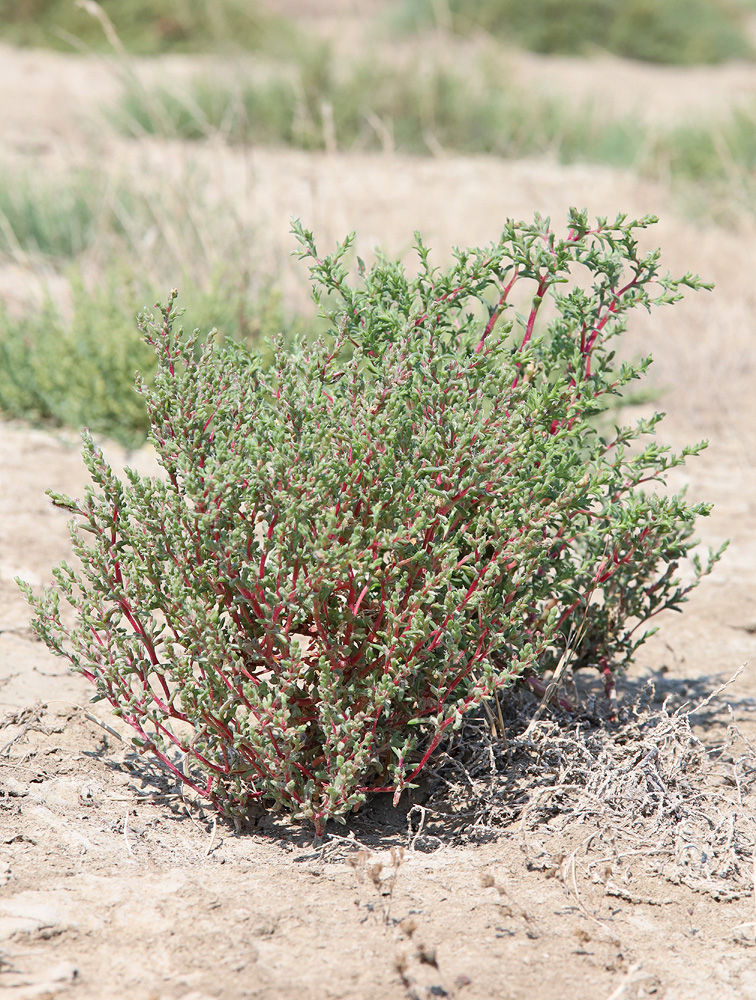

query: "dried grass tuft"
xmin=418 ymin=666 xmax=756 ymax=899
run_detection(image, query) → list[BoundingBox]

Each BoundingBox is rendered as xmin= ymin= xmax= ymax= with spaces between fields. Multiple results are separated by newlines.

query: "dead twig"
xmin=603 ymin=964 xmax=650 ymax=1000
xmin=83 ymin=709 xmax=126 ymax=745
xmin=205 ymin=816 xmax=218 ymax=857
xmin=0 ymin=703 xmax=49 ymax=757
xmin=123 ymin=811 xmax=134 ymax=857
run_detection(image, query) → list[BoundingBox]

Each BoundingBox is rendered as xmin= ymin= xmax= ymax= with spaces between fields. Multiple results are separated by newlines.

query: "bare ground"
xmin=2 ymin=10 xmax=756 ymax=999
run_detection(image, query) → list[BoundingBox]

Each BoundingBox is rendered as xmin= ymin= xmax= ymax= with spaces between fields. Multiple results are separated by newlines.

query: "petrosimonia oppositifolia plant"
xmin=21 ymin=210 xmax=724 ymax=835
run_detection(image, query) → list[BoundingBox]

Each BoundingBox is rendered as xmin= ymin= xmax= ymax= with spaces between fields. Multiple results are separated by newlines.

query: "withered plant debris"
xmin=412 ymin=669 xmax=756 ymax=900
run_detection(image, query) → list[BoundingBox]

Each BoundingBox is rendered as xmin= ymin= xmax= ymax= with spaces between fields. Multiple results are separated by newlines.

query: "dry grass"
xmin=410 ymin=666 xmax=756 ymax=902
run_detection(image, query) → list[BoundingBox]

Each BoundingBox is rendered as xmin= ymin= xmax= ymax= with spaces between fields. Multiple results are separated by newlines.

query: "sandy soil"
xmin=2 ymin=8 xmax=756 ymax=999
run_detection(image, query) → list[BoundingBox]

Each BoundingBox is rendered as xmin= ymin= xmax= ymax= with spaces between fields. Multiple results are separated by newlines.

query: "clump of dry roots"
xmin=416 ymin=667 xmax=756 ymax=899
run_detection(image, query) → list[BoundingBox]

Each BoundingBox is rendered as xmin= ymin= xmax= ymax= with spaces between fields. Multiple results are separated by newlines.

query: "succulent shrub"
xmin=21 ymin=210 xmax=723 ymax=835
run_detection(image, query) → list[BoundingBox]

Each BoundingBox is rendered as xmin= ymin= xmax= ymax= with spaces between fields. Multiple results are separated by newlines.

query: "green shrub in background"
xmin=22 ymin=211 xmax=723 ymax=835
xmin=607 ymin=0 xmax=752 ymax=64
xmin=395 ymin=0 xmax=753 ymax=64
xmin=0 ymin=269 xmax=302 ymax=447
xmin=0 ymin=271 xmax=164 ymax=447
xmin=0 ymin=0 xmax=294 ymax=54
xmin=106 ymin=32 xmax=756 ymax=210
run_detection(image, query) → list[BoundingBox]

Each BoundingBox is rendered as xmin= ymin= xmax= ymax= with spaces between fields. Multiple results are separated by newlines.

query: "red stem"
xmin=474 ymin=268 xmax=519 ymax=354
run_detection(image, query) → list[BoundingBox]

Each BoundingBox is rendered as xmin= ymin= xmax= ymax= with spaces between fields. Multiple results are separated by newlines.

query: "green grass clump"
xmin=394 ymin=0 xmax=753 ymax=64
xmin=0 ymin=270 xmax=304 ymax=447
xmin=0 ymin=0 xmax=295 ymax=55
xmin=111 ymin=53 xmax=644 ymax=165
xmin=0 ymin=170 xmax=103 ymax=260
xmin=0 ymin=167 xmax=219 ymax=265
xmin=112 ymin=74 xmax=302 ymax=145
xmin=0 ymin=272 xmax=156 ymax=446
xmin=652 ymin=106 xmax=756 ymax=182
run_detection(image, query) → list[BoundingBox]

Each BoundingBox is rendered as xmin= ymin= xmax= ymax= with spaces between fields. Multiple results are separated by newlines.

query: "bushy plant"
xmin=21 ymin=211 xmax=723 ymax=835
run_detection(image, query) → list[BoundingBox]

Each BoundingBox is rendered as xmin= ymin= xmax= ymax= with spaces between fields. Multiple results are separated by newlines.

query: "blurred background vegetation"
xmin=0 ymin=0 xmax=294 ymax=54
xmin=394 ymin=0 xmax=756 ymax=64
xmin=1 ymin=0 xmax=753 ymax=62
xmin=1 ymin=0 xmax=756 ymax=445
